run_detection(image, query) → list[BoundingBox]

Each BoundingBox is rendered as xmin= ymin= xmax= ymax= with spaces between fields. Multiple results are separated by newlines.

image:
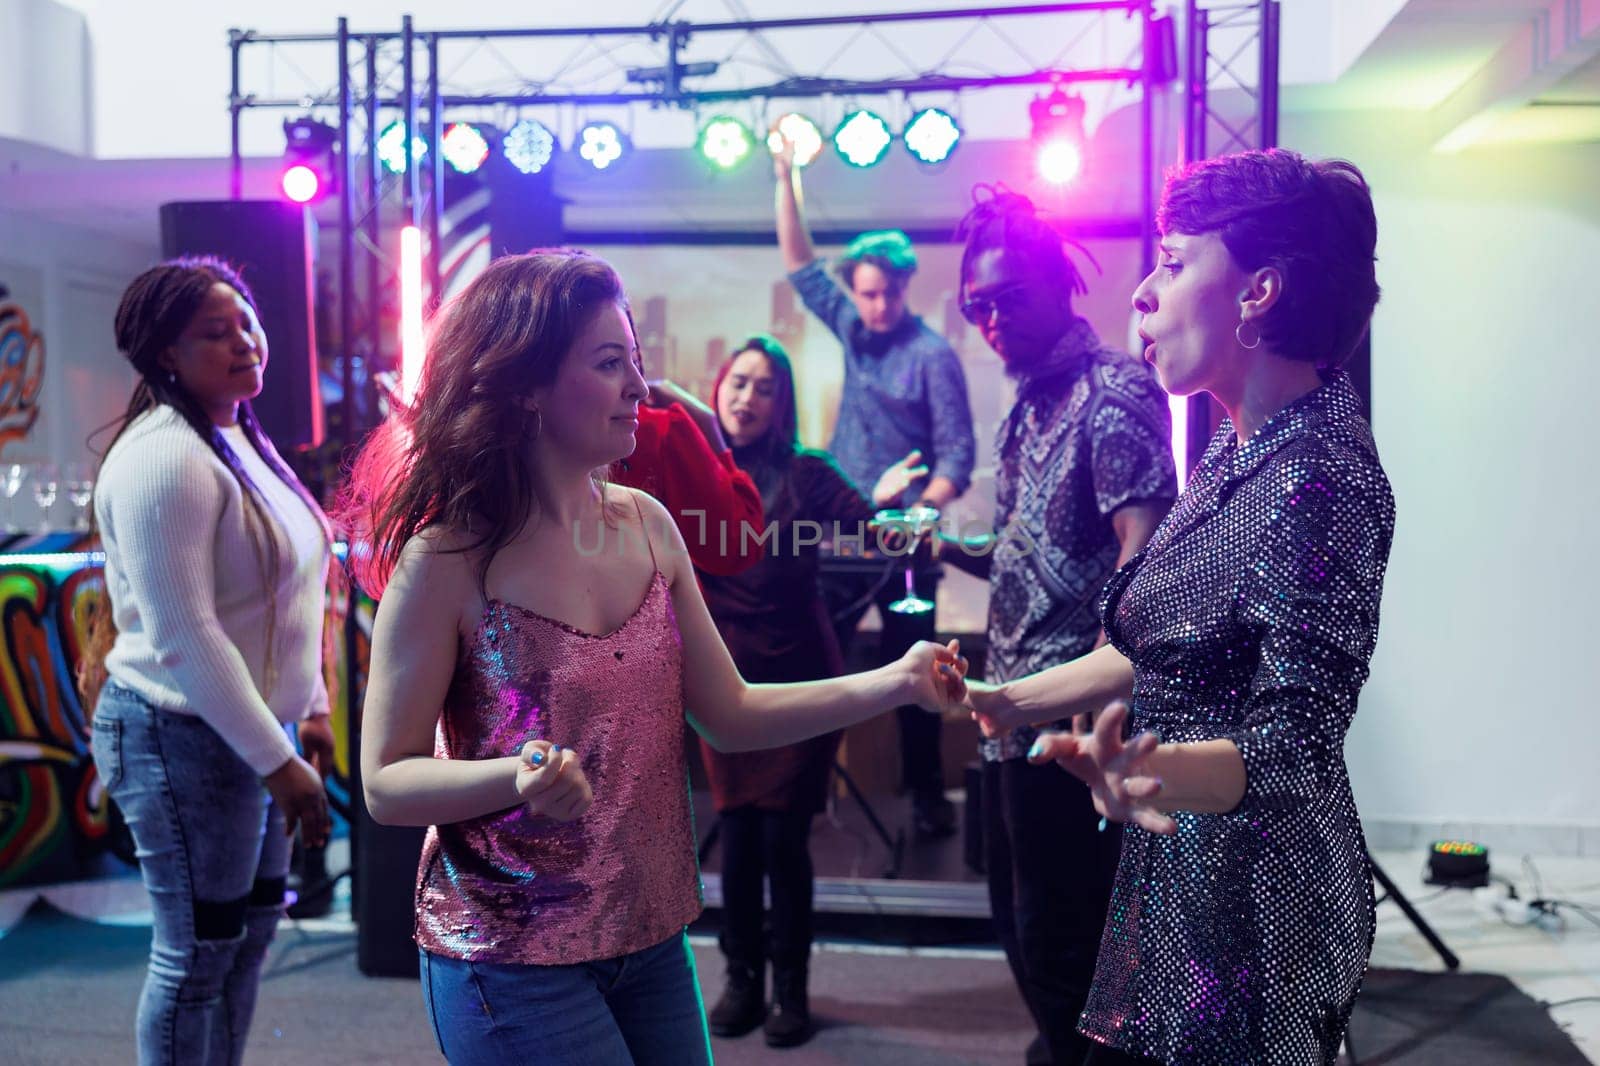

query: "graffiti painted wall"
xmin=0 ymin=544 xmax=368 ymax=889
xmin=0 ymin=547 xmax=116 ymax=887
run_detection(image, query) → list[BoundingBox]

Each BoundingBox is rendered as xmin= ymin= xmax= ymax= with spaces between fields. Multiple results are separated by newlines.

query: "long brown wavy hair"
xmin=78 ymin=257 xmax=334 ymax=713
xmin=337 ymin=249 xmax=632 ymax=598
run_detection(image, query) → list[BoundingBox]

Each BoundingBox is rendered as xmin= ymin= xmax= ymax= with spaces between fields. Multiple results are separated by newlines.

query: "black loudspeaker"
xmin=350 ymin=731 xmax=425 ymax=978
xmin=485 ymin=156 xmax=564 ymax=256
xmin=159 ymin=200 xmax=324 ymax=449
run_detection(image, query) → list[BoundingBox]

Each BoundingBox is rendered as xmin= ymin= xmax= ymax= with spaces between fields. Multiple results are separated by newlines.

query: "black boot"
xmin=708 ymin=959 xmax=765 ymax=1038
xmin=286 ymin=840 xmax=332 ymax=919
xmin=764 ymin=963 xmax=813 ymax=1048
xmin=913 ymin=790 xmax=958 ymax=840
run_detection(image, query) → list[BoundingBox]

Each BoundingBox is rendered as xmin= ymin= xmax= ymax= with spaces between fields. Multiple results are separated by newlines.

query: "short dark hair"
xmin=836 ymin=230 xmax=917 ymax=290
xmin=955 ymin=183 xmax=1090 ymax=300
xmin=1157 ymin=148 xmax=1379 ymax=368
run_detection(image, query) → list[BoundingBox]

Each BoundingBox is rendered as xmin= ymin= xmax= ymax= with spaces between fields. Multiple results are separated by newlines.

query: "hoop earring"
xmin=1235 ymin=319 xmax=1262 ymax=350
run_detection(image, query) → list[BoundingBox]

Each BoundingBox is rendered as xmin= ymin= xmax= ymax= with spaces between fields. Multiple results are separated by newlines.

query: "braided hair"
xmin=954 ymin=183 xmax=1097 ymax=300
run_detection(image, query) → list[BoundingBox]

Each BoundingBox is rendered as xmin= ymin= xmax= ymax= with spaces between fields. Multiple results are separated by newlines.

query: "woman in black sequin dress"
xmin=966 ymin=149 xmax=1393 ymax=1065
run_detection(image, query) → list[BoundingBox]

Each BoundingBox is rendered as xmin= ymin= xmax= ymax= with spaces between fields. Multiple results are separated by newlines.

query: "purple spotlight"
xmin=281 ymin=164 xmax=320 ymax=203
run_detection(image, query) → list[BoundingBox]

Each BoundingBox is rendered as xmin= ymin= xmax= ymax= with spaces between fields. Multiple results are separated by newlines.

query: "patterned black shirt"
xmin=982 ymin=318 xmax=1176 ymax=761
xmin=788 ymin=260 xmax=976 ymax=502
xmin=1081 ymin=373 xmax=1395 ymax=1064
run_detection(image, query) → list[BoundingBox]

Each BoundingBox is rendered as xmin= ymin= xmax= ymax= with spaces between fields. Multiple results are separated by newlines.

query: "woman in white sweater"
xmin=84 ymin=257 xmax=334 ymax=1066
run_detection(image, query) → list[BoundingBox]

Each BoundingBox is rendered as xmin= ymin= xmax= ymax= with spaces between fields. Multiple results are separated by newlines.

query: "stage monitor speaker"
xmin=158 ymin=200 xmax=324 ymax=450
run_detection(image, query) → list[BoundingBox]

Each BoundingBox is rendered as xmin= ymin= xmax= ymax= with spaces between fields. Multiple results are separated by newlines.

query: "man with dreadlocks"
xmin=939 ymin=186 xmax=1175 ymax=1065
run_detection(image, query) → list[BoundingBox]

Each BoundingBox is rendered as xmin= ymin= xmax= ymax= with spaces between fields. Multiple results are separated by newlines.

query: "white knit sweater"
xmin=97 ymin=404 xmax=330 ymax=776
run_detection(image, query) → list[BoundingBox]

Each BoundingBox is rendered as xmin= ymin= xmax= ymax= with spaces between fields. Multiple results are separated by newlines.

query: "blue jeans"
xmin=420 ymin=932 xmax=713 ymax=1066
xmin=91 ymin=681 xmax=292 ymax=1066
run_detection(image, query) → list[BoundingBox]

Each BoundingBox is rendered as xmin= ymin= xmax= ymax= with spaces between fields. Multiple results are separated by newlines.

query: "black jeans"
xmin=822 ymin=565 xmax=944 ymax=800
xmin=718 ymin=807 xmax=816 ymax=972
xmin=983 ymin=757 xmax=1123 ymax=1065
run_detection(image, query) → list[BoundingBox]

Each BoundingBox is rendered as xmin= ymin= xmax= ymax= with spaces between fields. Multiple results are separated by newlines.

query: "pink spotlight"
xmin=400 ymin=225 xmax=425 ymax=404
xmin=1036 ymin=139 xmax=1082 ymax=184
xmin=280 ymin=164 xmax=320 ymax=203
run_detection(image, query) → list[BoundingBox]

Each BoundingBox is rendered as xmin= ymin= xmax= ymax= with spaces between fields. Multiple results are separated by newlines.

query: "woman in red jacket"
xmin=614 ymin=381 xmax=764 ymax=576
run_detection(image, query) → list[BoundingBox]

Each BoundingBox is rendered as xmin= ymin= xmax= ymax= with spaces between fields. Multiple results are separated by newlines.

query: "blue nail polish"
xmin=1097 ymin=817 xmax=1108 ymax=833
xmin=529 ymin=751 xmax=545 ymax=767
xmin=552 ymin=744 xmax=562 ymax=753
xmin=1028 ymin=739 xmax=1046 ymax=759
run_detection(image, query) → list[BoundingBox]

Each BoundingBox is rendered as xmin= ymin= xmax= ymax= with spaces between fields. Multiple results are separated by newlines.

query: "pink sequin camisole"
xmin=414 ymin=563 xmax=702 ymax=965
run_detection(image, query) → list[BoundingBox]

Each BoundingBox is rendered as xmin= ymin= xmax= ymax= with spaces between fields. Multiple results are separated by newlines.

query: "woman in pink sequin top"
xmin=339 ymin=250 xmax=965 ymax=1066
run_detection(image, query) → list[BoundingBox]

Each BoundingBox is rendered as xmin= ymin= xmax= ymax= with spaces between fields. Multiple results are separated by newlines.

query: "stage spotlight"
xmin=377 ymin=120 xmax=428 ymax=175
xmin=1037 ymin=140 xmax=1083 ymax=184
xmin=441 ymin=123 xmax=490 ymax=174
xmin=833 ymin=110 xmax=892 ymax=168
xmin=576 ymin=121 xmax=628 ymax=171
xmin=904 ymin=107 xmax=961 ymax=164
xmin=698 ymin=116 xmax=754 ymax=170
xmin=280 ymin=117 xmax=337 ymax=203
xmin=1029 ymin=88 xmax=1087 ymax=185
xmin=503 ymin=119 xmax=556 ymax=174
xmin=766 ymin=113 xmax=823 ymax=168
xmin=280 ymin=165 xmax=321 ymax=203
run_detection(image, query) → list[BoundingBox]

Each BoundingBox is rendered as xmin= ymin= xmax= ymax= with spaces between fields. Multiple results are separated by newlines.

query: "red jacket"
xmin=613 ymin=403 xmax=764 ymax=576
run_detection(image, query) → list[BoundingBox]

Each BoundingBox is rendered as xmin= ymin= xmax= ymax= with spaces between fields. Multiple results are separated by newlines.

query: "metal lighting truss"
xmin=1180 ymin=0 xmax=1280 ymax=467
xmin=229 ymin=3 xmax=1173 ymax=449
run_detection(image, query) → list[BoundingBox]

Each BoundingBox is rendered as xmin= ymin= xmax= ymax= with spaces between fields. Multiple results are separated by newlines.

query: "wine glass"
xmin=873 ymin=504 xmax=940 ymax=616
xmin=65 ymin=461 xmax=94 ymax=532
xmin=1 ymin=464 xmax=26 ymax=534
xmin=31 ymin=462 xmax=59 ymax=534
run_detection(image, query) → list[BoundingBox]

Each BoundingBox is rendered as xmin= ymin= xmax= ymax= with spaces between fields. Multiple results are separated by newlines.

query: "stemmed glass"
xmin=873 ymin=504 xmax=940 ymax=615
xmin=1 ymin=464 xmax=26 ymax=534
xmin=65 ymin=462 xmax=95 ymax=532
xmin=31 ymin=462 xmax=59 ymax=534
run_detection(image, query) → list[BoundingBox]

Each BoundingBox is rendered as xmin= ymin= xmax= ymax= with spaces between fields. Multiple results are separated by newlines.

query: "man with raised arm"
xmin=772 ymin=132 xmax=976 ymax=838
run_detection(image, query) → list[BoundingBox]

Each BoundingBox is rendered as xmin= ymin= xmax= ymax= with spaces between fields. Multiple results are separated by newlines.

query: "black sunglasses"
xmin=959 ymin=283 xmax=1031 ymax=327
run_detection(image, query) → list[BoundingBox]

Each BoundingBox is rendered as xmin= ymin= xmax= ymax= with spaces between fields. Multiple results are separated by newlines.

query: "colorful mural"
xmin=0 ymin=285 xmax=46 ymax=457
xmin=0 ymin=542 xmax=116 ymax=887
xmin=0 ymin=537 xmax=370 ymax=889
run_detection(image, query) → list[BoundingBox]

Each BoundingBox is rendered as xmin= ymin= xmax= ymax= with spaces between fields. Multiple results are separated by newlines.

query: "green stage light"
xmin=698 ymin=116 xmax=754 ymax=170
xmin=834 ymin=110 xmax=892 ymax=168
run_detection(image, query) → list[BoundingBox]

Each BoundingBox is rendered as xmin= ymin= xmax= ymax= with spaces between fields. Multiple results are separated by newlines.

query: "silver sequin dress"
xmin=1079 ymin=374 xmax=1395 ymax=1065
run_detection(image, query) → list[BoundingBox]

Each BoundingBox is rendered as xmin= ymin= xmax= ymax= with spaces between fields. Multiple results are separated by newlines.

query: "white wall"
xmin=0 ymin=0 xmax=92 ymax=155
xmin=0 ymin=206 xmax=158 ymax=474
xmin=1286 ymin=109 xmax=1600 ymax=855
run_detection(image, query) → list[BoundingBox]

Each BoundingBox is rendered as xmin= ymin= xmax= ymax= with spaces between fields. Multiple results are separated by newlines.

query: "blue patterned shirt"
xmin=981 ymin=318 xmax=1177 ymax=761
xmin=788 ymin=260 xmax=975 ymax=502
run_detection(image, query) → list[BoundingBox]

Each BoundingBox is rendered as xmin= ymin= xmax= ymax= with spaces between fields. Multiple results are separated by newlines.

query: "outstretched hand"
xmin=903 ymin=639 xmax=968 ymax=715
xmin=769 ymin=128 xmax=797 ymax=177
xmin=1027 ymin=702 xmax=1176 ymax=835
xmin=871 ymin=450 xmax=931 ymax=507
xmin=964 ymin=679 xmax=1006 ymax=737
xmin=516 ymin=740 xmax=594 ymax=822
